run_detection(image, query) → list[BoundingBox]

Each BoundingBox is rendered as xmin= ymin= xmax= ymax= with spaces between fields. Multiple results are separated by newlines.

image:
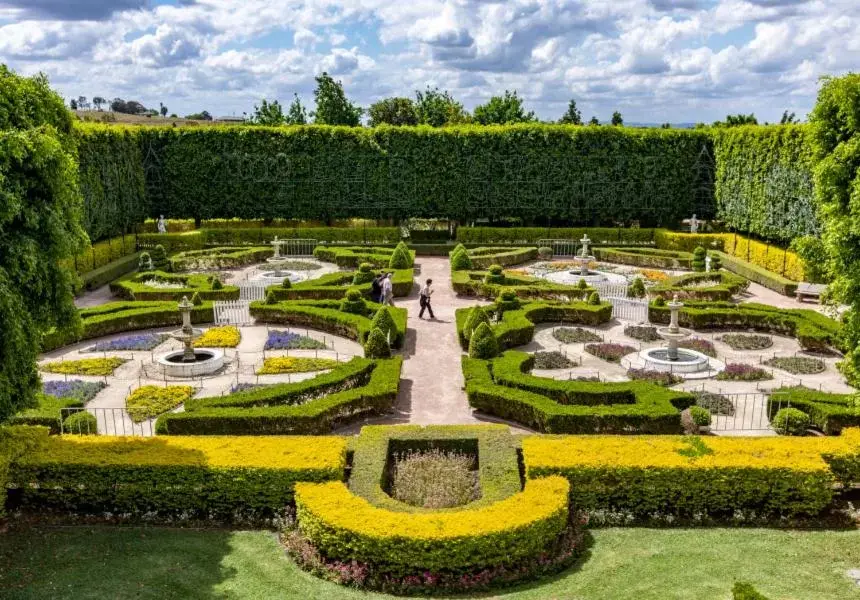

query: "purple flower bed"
xmin=677 ymin=337 xmax=717 ymax=358
xmin=264 ymin=330 xmax=328 ymax=351
xmin=584 ymin=343 xmax=637 ymax=363
xmin=42 ymin=379 xmax=106 ymax=403
xmin=715 ymin=363 xmax=773 ymax=381
xmin=88 ymin=333 xmax=167 ymax=352
xmin=626 ymin=368 xmax=682 ymax=387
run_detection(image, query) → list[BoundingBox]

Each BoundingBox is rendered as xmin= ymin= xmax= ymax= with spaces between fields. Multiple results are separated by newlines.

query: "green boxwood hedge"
xmin=768 ymin=387 xmax=860 ymax=436
xmin=463 ymin=246 xmax=538 ymax=269
xmin=169 ymin=246 xmax=272 ymax=271
xmin=451 ymin=269 xmax=594 ymax=300
xmin=268 ymin=268 xmax=413 ymax=301
xmin=593 ymin=247 xmax=693 ymax=269
xmin=456 ymin=227 xmax=657 ymax=245
xmin=313 ymin=245 xmax=415 ymax=269
xmin=714 ymin=252 xmax=798 ymax=296
xmin=463 ymin=352 xmax=694 ymax=433
xmin=650 ymin=271 xmax=749 ymax=301
xmin=110 ymin=271 xmax=240 ymax=301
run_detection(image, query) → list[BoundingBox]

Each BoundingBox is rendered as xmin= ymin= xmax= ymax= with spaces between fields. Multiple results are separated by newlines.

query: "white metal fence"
xmin=593 ymin=282 xmax=629 ymax=299
xmin=238 ymin=281 xmax=268 ymax=301
xmin=608 ymin=297 xmax=649 ymax=323
xmin=214 ymin=300 xmax=253 ymax=324
xmin=60 ymin=407 xmax=155 ymax=437
xmin=537 ymin=239 xmax=578 ymax=257
xmin=281 ymin=239 xmax=317 ymax=256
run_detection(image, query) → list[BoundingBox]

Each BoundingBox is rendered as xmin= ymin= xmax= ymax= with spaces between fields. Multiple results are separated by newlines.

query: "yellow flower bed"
xmin=193 ymin=326 xmax=241 ymax=348
xmin=257 ymin=357 xmax=340 ymax=374
xmin=126 ymin=385 xmax=195 ymax=422
xmin=41 ymin=357 xmax=128 ymax=376
xmin=639 ymin=269 xmax=670 ymax=282
xmin=295 ymin=476 xmax=569 ymax=570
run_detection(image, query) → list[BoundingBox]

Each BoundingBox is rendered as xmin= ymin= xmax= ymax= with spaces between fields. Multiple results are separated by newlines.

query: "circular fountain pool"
xmin=157 ymin=348 xmax=225 ymax=377
xmin=254 ymin=270 xmax=307 ymax=284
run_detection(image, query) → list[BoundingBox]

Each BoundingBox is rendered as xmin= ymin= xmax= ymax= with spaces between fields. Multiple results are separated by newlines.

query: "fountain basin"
xmin=640 ymin=347 xmax=710 ymax=373
xmin=157 ymin=348 xmax=224 ymax=377
xmin=540 ymin=269 xmax=627 ymax=285
xmin=254 ymin=270 xmax=306 ymax=283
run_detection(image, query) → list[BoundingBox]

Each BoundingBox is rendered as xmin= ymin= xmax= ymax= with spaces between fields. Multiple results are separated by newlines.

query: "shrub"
xmin=388 ymin=243 xmax=413 ymax=269
xmin=126 ymin=385 xmax=195 ymax=423
xmin=41 ymin=357 xmax=127 ymax=376
xmin=390 ymin=449 xmax=479 ymax=508
xmin=553 ymin=327 xmax=602 ymax=344
xmin=257 ymin=357 xmax=340 ymax=374
xmin=138 ymin=252 xmax=153 ymax=271
xmin=496 ymin=290 xmax=521 ymax=313
xmin=628 ymin=277 xmax=646 ymax=298
xmin=733 ymin=582 xmax=771 ymax=600
xmin=340 ymin=288 xmax=367 ymax=314
xmin=193 ymin=326 xmax=240 ymax=348
xmin=653 ymin=296 xmax=666 ymax=307
xmin=364 ymin=328 xmax=391 ymax=358
xmin=719 ymin=333 xmax=772 ymax=351
xmin=450 ymin=248 xmax=472 ymax=271
xmin=466 ymin=247 xmax=538 ymax=269
xmin=692 ymin=246 xmax=706 ymax=272
xmin=585 ymin=343 xmax=636 ymax=363
xmin=624 ymin=325 xmax=660 ymax=341
xmin=483 ymin=264 xmax=505 ymax=285
xmin=469 ymin=322 xmax=500 ymax=359
xmin=538 ymin=246 xmax=553 ymax=260
xmin=370 ymin=307 xmax=397 ymax=342
xmin=709 ymin=251 xmax=722 ymax=270
xmin=452 ymin=243 xmax=466 ymax=255
xmin=716 ymin=363 xmax=772 ymax=381
xmin=689 ymin=406 xmax=712 ymax=427
xmin=63 ymin=411 xmax=98 ymax=435
xmin=772 ymin=407 xmax=810 ymax=436
xmin=693 ymin=391 xmax=735 ymax=416
xmin=763 ymin=356 xmax=825 ymax=375
xmin=265 ymin=290 xmax=277 ymax=305
xmin=151 ymin=244 xmax=168 ymax=269
xmin=281 ymin=278 xmax=292 ymax=289
xmin=533 ymin=351 xmax=575 ymax=369
xmin=463 ymin=306 xmax=491 ymax=342
xmin=577 ymin=278 xmax=589 ymax=290
xmin=587 ymin=291 xmax=600 ymax=305
xmin=211 ymin=277 xmax=223 ymax=290
xmin=190 ymin=291 xmax=202 ymax=306
xmin=352 ymin=263 xmax=376 ymax=285
xmin=627 ymin=369 xmax=682 ymax=386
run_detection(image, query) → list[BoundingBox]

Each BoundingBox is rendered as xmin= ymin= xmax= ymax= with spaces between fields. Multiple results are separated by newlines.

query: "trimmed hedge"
xmin=63 ymin=235 xmax=138 ymax=276
xmin=41 ymin=301 xmax=214 ymax=352
xmin=650 ymin=271 xmax=748 ymax=301
xmin=169 ymin=246 xmax=272 ymax=271
xmin=110 ymin=271 xmax=240 ymax=301
xmin=155 ymin=357 xmax=402 ymax=435
xmin=593 ymin=247 xmax=693 ymax=269
xmin=78 ymin=251 xmax=142 ymax=291
xmin=648 ymin=301 xmax=842 ymax=351
xmin=464 ymin=352 xmax=694 ymax=434
xmin=523 ymin=430 xmax=860 ymax=517
xmin=249 ymin=299 xmax=407 ymax=348
xmin=8 ymin=433 xmax=346 ymax=519
xmin=464 ymin=246 xmax=538 ymax=269
xmin=457 ymin=227 xmax=657 ymax=245
xmin=768 ymin=388 xmax=860 ymax=436
xmin=268 ymin=268 xmax=413 ymax=301
xmin=295 ymin=476 xmax=569 ymax=572
xmin=8 ymin=393 xmax=85 ymax=434
xmin=715 ymin=252 xmax=798 ymax=296
xmin=451 ymin=269 xmax=594 ymax=300
xmin=313 ymin=245 xmax=414 ymax=269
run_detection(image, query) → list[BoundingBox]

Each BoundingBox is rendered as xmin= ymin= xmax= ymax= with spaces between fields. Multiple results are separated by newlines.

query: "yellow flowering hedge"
xmin=193 ymin=326 xmax=240 ymax=348
xmin=295 ymin=476 xmax=569 ymax=571
xmin=523 ymin=430 xmax=860 ymax=517
xmin=8 ymin=433 xmax=346 ymax=519
xmin=256 ymin=357 xmax=340 ymax=374
xmin=41 ymin=357 xmax=127 ymax=376
xmin=126 ymin=385 xmax=195 ymax=423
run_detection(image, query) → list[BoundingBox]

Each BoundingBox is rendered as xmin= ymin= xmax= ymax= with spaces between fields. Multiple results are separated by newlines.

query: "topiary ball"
xmin=588 ymin=291 xmax=600 ymax=305
xmin=211 ymin=277 xmax=223 ymax=290
xmin=483 ymin=264 xmax=505 ymax=285
xmin=689 ymin=406 xmax=712 ymax=427
xmin=370 ymin=306 xmax=397 ymax=342
xmin=281 ymin=278 xmax=292 ymax=289
xmin=772 ymin=407 xmax=810 ymax=436
xmin=538 ymin=246 xmax=553 ymax=260
xmin=364 ymin=327 xmax=391 ymax=358
xmin=352 ymin=263 xmax=376 ymax=285
xmin=653 ymin=296 xmax=666 ymax=307
xmin=488 ymin=264 xmax=503 ymax=275
xmin=63 ymin=411 xmax=98 ymax=435
xmin=463 ymin=306 xmax=491 ymax=342
xmin=138 ymin=252 xmax=153 ymax=272
xmin=628 ymin=277 xmax=646 ymax=298
xmin=340 ymin=288 xmax=367 ymax=314
xmin=190 ymin=292 xmax=202 ymax=306
xmin=469 ymin=322 xmax=500 ymax=359
xmin=692 ymin=245 xmax=706 ymax=272
xmin=450 ymin=248 xmax=472 ymax=271
xmin=496 ymin=290 xmax=520 ymax=313
xmin=709 ymin=251 xmax=722 ymax=271
xmin=151 ymin=244 xmax=168 ymax=269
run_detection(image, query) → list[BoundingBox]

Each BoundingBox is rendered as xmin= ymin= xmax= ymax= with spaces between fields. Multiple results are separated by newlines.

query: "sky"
xmin=0 ymin=0 xmax=857 ymax=123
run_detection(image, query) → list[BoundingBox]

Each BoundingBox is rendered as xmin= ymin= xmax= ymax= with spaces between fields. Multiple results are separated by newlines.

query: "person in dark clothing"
xmin=370 ymin=274 xmax=383 ymax=304
xmin=418 ymin=278 xmax=435 ymax=319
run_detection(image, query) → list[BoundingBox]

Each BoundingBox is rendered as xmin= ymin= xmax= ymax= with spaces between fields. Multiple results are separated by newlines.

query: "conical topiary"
xmin=364 ymin=327 xmax=391 ymax=358
xmin=281 ymin=278 xmax=292 ymax=289
xmin=463 ymin=306 xmax=490 ymax=342
xmin=451 ymin=248 xmax=472 ymax=271
xmin=577 ymin=278 xmax=589 ymax=290
xmin=469 ymin=322 xmax=500 ymax=359
xmin=628 ymin=277 xmax=646 ymax=298
xmin=692 ymin=246 xmax=706 ymax=272
xmin=211 ymin=276 xmax=223 ymax=290
xmin=588 ymin=291 xmax=600 ymax=305
xmin=388 ymin=244 xmax=412 ymax=269
xmin=370 ymin=306 xmax=397 ymax=342
xmin=190 ymin=292 xmax=202 ymax=306
xmin=265 ymin=290 xmax=277 ymax=305
xmin=452 ymin=243 xmax=466 ymax=256
xmin=340 ymin=288 xmax=367 ymax=314
xmin=653 ymin=296 xmax=666 ymax=307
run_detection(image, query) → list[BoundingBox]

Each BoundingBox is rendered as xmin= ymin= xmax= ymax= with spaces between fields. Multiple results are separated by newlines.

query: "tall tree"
xmin=414 ymin=87 xmax=468 ymax=127
xmin=368 ymin=97 xmax=419 ymax=126
xmin=251 ymin=99 xmax=285 ymax=126
xmin=285 ymin=94 xmax=308 ymax=125
xmin=589 ymin=116 xmax=600 ymax=126
xmin=473 ymin=90 xmax=535 ymax=125
xmin=661 ymin=123 xmax=672 ymax=129
xmin=92 ymin=96 xmax=105 ymax=111
xmin=77 ymin=96 xmax=89 ymax=110
xmin=159 ymin=102 xmax=168 ymax=117
xmin=611 ymin=111 xmax=623 ymax=126
xmin=312 ymin=72 xmax=362 ymax=126
xmin=558 ymin=99 xmax=582 ymax=125
xmin=780 ymin=110 xmax=797 ymax=124
xmin=715 ymin=113 xmax=758 ymax=127
xmin=70 ymin=98 xmax=78 ymax=110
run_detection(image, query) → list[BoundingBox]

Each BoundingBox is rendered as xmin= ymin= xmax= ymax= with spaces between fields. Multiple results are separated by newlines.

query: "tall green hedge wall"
xmin=713 ymin=125 xmax=818 ymax=243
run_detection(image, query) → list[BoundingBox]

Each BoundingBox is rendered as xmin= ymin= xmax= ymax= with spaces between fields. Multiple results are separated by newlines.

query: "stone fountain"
xmin=156 ymin=296 xmax=225 ymax=377
xmin=536 ymin=234 xmax=626 ymax=285
xmin=267 ymin=236 xmax=286 ymax=263
xmin=636 ymin=294 xmax=714 ymax=376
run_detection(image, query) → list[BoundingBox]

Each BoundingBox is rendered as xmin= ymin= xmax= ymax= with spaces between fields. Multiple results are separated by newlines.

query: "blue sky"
xmin=0 ymin=0 xmax=856 ymax=123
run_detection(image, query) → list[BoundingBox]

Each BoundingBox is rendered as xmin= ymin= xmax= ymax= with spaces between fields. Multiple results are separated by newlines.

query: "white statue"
xmin=705 ymin=255 xmax=711 ymax=272
xmin=157 ymin=215 xmax=167 ymax=234
xmin=690 ymin=214 xmax=699 ymax=234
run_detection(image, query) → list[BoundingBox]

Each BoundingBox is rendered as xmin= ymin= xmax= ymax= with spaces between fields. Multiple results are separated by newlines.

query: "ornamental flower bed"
xmin=718 ymin=333 xmax=773 ymax=351
xmin=43 ymin=380 xmax=106 ymax=403
xmin=193 ymin=326 xmax=241 ymax=348
xmin=584 ymin=343 xmax=637 ymax=363
xmin=624 ymin=325 xmax=660 ymax=342
xmin=264 ymin=330 xmax=328 ymax=350
xmin=533 ymin=351 xmax=575 ymax=369
xmin=257 ymin=357 xmax=340 ymax=375
xmin=87 ymin=333 xmax=168 ymax=352
xmin=626 ymin=369 xmax=682 ymax=387
xmin=715 ymin=363 xmax=773 ymax=381
xmin=692 ymin=390 xmax=735 ymax=416
xmin=552 ymin=327 xmax=602 ymax=344
xmin=763 ymin=356 xmax=826 ymax=375
xmin=41 ymin=357 xmax=128 ymax=376
xmin=126 ymin=385 xmax=195 ymax=422
xmin=678 ymin=337 xmax=717 ymax=358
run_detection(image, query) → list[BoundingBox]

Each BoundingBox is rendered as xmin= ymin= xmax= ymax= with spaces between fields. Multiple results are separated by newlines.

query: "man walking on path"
xmin=418 ymin=278 xmax=435 ymax=319
xmin=382 ymin=272 xmax=394 ymax=306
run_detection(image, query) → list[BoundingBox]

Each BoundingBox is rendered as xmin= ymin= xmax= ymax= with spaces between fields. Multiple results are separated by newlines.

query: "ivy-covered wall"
xmin=712 ymin=125 xmax=818 ymax=243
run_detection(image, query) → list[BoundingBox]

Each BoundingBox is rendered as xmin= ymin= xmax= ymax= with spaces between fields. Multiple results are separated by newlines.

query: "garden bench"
xmin=795 ymin=282 xmax=826 ymax=303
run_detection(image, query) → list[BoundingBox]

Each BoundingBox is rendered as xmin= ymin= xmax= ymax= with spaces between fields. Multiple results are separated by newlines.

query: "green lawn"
xmin=1 ymin=526 xmax=859 ymax=599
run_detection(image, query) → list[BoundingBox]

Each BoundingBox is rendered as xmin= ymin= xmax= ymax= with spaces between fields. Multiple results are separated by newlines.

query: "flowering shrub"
xmin=678 ymin=337 xmax=717 ymax=357
xmin=42 ymin=357 xmax=128 ymax=376
xmin=716 ymin=363 xmax=772 ymax=381
xmin=257 ymin=357 xmax=340 ymax=374
xmin=552 ymin=327 xmax=601 ymax=344
xmin=126 ymin=385 xmax=195 ymax=422
xmin=193 ymin=326 xmax=241 ymax=348
xmin=584 ymin=343 xmax=637 ymax=363
xmin=87 ymin=333 xmax=167 ymax=352
xmin=264 ymin=330 xmax=328 ymax=350
xmin=626 ymin=369 xmax=681 ymax=387
xmin=718 ymin=333 xmax=773 ymax=351
xmin=763 ymin=356 xmax=826 ymax=375
xmin=43 ymin=380 xmax=105 ymax=403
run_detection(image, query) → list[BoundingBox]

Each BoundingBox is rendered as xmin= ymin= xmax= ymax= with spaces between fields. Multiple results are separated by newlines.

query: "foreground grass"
xmin=1 ymin=526 xmax=859 ymax=599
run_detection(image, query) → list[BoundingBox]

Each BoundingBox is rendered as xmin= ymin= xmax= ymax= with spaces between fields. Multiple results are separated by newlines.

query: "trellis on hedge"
xmin=281 ymin=239 xmax=317 ymax=256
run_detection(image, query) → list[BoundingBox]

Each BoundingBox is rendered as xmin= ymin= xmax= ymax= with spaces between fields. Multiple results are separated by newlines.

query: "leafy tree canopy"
xmin=286 ymin=94 xmax=308 ymax=125
xmin=611 ymin=111 xmax=623 ymax=126
xmin=414 ymin=87 xmax=469 ymax=127
xmin=473 ymin=90 xmax=536 ymax=125
xmin=558 ymin=99 xmax=582 ymax=125
xmin=312 ymin=72 xmax=363 ymax=126
xmin=368 ymin=97 xmax=419 ymax=126
xmin=252 ymin=98 xmax=285 ymax=126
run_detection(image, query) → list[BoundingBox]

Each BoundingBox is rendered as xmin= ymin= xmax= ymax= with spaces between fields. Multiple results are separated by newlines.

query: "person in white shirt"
xmin=418 ymin=278 xmax=435 ymax=319
xmin=382 ymin=273 xmax=394 ymax=306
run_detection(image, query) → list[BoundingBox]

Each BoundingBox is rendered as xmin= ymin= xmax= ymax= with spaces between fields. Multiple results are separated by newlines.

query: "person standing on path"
xmin=418 ymin=278 xmax=435 ymax=319
xmin=370 ymin=273 xmax=383 ymax=303
xmin=382 ymin=272 xmax=394 ymax=306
